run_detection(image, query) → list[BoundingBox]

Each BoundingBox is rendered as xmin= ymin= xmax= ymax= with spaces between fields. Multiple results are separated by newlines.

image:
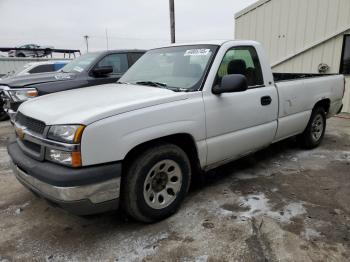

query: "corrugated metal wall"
xmin=235 ymin=0 xmax=350 ymax=113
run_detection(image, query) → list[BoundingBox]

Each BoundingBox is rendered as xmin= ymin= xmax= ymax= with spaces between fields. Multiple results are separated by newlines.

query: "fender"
xmin=81 ymin=94 xmax=207 ymax=167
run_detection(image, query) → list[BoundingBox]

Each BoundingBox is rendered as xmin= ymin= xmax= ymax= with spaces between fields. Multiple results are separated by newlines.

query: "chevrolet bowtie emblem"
xmin=15 ymin=126 xmax=26 ymax=140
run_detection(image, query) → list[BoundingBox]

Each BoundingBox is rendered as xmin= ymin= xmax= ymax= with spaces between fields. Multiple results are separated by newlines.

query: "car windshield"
xmin=119 ymin=45 xmax=218 ymax=91
xmin=61 ymin=52 xmax=100 ymax=73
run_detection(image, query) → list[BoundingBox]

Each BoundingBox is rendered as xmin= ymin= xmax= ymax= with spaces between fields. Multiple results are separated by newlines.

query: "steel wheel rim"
xmin=143 ymin=159 xmax=182 ymax=210
xmin=311 ymin=114 xmax=324 ymax=141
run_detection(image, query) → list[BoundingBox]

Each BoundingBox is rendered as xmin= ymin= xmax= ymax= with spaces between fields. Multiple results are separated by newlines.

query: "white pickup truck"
xmin=8 ymin=40 xmax=345 ymax=222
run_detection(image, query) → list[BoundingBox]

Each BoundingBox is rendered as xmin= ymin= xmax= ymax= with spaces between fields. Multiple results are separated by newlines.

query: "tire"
xmin=297 ymin=107 xmax=326 ymax=149
xmin=17 ymin=53 xmax=25 ymax=57
xmin=122 ymin=143 xmax=191 ymax=223
xmin=0 ymin=99 xmax=9 ymax=121
xmin=0 ymin=109 xmax=9 ymax=121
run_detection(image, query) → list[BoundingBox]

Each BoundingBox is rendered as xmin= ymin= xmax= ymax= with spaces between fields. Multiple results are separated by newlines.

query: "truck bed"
xmin=273 ymin=73 xmax=344 ymax=142
xmin=273 ymin=73 xmax=337 ymax=82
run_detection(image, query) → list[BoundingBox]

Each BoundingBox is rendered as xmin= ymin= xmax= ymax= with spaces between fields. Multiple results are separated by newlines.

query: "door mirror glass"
xmin=97 ymin=53 xmax=129 ymax=74
xmin=92 ymin=66 xmax=113 ymax=76
xmin=212 ymin=74 xmax=248 ymax=94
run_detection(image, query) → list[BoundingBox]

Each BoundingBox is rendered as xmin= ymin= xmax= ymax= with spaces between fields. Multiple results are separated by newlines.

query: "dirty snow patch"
xmin=238 ymin=194 xmax=270 ymax=219
xmin=220 ymin=193 xmax=306 ymax=224
xmin=268 ymin=202 xmax=306 ymax=223
xmin=302 ymin=228 xmax=321 ymax=241
xmin=115 ymin=232 xmax=168 ymax=262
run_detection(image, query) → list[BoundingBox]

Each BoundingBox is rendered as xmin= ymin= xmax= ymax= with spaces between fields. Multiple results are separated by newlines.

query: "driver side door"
xmin=204 ymin=46 xmax=278 ymax=167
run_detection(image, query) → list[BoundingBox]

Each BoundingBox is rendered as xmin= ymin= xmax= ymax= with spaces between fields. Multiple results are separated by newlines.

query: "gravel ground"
xmin=0 ymin=115 xmax=349 ymax=262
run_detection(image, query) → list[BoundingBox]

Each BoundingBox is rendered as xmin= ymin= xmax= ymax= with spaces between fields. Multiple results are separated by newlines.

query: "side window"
xmin=340 ymin=35 xmax=350 ymax=75
xmin=53 ymin=63 xmax=66 ymax=71
xmin=28 ymin=64 xmax=54 ymax=73
xmin=128 ymin=53 xmax=144 ymax=66
xmin=97 ymin=54 xmax=129 ymax=74
xmin=217 ymin=46 xmax=264 ymax=87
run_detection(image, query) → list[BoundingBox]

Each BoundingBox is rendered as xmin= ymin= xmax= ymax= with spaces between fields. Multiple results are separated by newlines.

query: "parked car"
xmin=7 ymin=40 xmax=344 ymax=222
xmin=0 ymin=61 xmax=68 ymax=80
xmin=8 ymin=44 xmax=54 ymax=58
xmin=0 ymin=50 xmax=145 ymax=120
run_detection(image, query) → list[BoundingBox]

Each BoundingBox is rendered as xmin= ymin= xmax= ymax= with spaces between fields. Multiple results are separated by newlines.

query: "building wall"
xmin=235 ymin=0 xmax=350 ymax=113
xmin=235 ymin=0 xmax=350 ymax=66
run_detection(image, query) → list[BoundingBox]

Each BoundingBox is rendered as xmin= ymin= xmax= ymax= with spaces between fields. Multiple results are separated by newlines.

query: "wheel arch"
xmin=122 ymin=133 xmax=203 ymax=178
xmin=314 ymin=98 xmax=331 ymax=114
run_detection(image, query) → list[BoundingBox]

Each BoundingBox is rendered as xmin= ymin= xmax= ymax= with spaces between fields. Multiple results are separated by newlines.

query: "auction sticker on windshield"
xmin=73 ymin=66 xmax=84 ymax=72
xmin=184 ymin=49 xmax=211 ymax=56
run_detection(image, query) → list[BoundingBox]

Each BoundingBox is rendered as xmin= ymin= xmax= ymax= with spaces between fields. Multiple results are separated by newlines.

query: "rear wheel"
xmin=297 ymin=107 xmax=326 ymax=149
xmin=122 ymin=143 xmax=191 ymax=223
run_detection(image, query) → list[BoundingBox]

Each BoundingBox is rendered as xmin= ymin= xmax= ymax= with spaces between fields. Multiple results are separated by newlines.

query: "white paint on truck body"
xmin=18 ymin=40 xmax=345 ymax=169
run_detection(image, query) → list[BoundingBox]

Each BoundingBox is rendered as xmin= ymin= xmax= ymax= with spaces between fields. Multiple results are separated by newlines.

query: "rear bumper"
xmin=8 ymin=141 xmax=122 ymax=215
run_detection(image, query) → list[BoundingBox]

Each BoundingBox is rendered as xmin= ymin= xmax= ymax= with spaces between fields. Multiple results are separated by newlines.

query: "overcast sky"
xmin=0 ymin=0 xmax=257 ymax=53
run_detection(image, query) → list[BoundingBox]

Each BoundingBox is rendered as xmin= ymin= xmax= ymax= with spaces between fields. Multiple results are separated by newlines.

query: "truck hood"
xmin=18 ymin=83 xmax=188 ymax=125
xmin=0 ymin=72 xmax=76 ymax=88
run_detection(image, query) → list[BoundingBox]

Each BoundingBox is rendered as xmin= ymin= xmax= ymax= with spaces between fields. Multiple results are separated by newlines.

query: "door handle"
xmin=261 ymin=96 xmax=272 ymax=106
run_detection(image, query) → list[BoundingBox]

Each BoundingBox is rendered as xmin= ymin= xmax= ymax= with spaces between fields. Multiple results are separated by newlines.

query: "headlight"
xmin=47 ymin=125 xmax=85 ymax=144
xmin=7 ymin=88 xmax=38 ymax=102
xmin=46 ymin=149 xmax=82 ymax=167
xmin=46 ymin=125 xmax=85 ymax=167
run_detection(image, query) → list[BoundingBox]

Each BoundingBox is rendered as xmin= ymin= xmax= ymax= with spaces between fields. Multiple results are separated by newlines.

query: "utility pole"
xmin=105 ymin=28 xmax=109 ymax=50
xmin=83 ymin=35 xmax=89 ymax=53
xmin=169 ymin=0 xmax=175 ymax=43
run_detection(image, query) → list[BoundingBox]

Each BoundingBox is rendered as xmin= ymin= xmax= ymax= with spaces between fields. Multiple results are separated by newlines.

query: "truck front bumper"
xmin=8 ymin=141 xmax=122 ymax=215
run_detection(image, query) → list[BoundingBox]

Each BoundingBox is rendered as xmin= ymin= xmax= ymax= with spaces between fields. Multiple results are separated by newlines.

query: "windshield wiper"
xmin=135 ymin=81 xmax=189 ymax=92
xmin=136 ymin=81 xmax=167 ymax=87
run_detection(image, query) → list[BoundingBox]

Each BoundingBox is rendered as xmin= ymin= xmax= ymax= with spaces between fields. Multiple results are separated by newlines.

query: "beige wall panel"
xmin=285 ymin=0 xmax=299 ymax=56
xmin=277 ymin=0 xmax=289 ymax=59
xmin=294 ymin=0 xmax=308 ymax=54
xmin=256 ymin=4 xmax=265 ymax=46
xmin=235 ymin=0 xmax=350 ymax=112
xmin=304 ymin=0 xmax=318 ymax=46
xmin=270 ymin=0 xmax=281 ymax=62
xmin=249 ymin=11 xmax=258 ymax=39
xmin=332 ymin=35 xmax=345 ymax=72
xmin=326 ymin=0 xmax=341 ymax=36
xmin=263 ymin=1 xmax=273 ymax=57
xmin=337 ymin=0 xmax=350 ymax=29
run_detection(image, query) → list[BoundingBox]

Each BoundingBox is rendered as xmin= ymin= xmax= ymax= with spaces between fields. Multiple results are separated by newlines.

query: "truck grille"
xmin=15 ymin=112 xmax=46 ymax=135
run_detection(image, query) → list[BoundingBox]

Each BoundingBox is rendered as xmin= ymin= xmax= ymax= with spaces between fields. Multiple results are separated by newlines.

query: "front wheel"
xmin=122 ymin=143 xmax=191 ymax=223
xmin=297 ymin=107 xmax=326 ymax=149
xmin=0 ymin=104 xmax=9 ymax=121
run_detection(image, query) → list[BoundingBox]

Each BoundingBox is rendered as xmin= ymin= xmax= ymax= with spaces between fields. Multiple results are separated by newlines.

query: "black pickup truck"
xmin=0 ymin=49 xmax=145 ymax=120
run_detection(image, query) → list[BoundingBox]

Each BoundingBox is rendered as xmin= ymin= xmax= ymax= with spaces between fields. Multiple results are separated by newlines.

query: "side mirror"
xmin=212 ymin=74 xmax=248 ymax=95
xmin=92 ymin=66 xmax=113 ymax=76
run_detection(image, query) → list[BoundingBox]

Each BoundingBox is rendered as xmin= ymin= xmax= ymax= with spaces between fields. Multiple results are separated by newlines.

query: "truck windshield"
xmin=119 ymin=45 xmax=218 ymax=91
xmin=61 ymin=52 xmax=100 ymax=73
